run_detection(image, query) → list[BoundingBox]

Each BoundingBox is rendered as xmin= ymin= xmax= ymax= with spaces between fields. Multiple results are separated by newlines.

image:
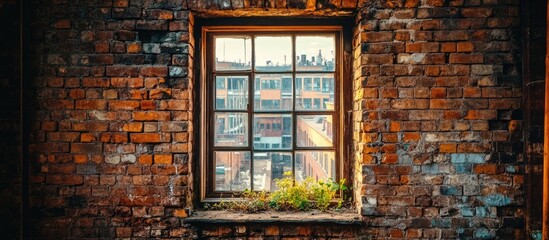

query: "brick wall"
xmin=24 ymin=0 xmax=536 ymax=239
xmin=354 ymin=0 xmax=525 ymax=238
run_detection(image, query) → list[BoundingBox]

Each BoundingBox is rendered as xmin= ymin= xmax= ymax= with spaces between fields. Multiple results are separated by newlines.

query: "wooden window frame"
xmin=197 ymin=20 xmax=353 ymax=203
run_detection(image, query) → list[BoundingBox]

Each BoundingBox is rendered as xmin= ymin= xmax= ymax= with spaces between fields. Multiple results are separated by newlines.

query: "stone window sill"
xmin=183 ymin=210 xmax=363 ymax=225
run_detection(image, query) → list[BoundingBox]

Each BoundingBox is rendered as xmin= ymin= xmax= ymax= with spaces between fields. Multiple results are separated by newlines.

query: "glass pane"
xmin=255 ymin=36 xmax=292 ymax=71
xmin=253 ymin=74 xmax=292 ymax=111
xmin=253 ymin=152 xmax=292 ymax=191
xmin=295 ymin=73 xmax=335 ymax=111
xmin=215 ymin=76 xmax=248 ymax=110
xmin=296 ymin=115 xmax=333 ymax=147
xmin=214 ymin=112 xmax=248 ymax=147
xmin=253 ymin=114 xmax=292 ymax=150
xmin=296 ymin=151 xmax=336 ymax=182
xmin=215 ymin=36 xmax=251 ymax=71
xmin=296 ymin=35 xmax=335 ymax=71
xmin=215 ymin=151 xmax=251 ymax=191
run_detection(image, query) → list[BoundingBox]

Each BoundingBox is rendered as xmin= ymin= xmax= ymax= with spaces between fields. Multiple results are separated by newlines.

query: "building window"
xmin=201 ymin=26 xmax=344 ymax=199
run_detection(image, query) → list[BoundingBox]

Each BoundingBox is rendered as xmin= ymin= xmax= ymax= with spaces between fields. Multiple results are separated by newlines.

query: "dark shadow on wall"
xmin=0 ymin=1 xmax=22 ymax=240
xmin=523 ymin=0 xmax=546 ymax=237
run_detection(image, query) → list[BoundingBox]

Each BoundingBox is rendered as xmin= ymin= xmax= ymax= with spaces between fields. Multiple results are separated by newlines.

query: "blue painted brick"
xmin=422 ymin=164 xmax=439 ymax=174
xmin=441 ymin=186 xmax=462 ymax=196
xmin=475 ymin=228 xmax=494 ymax=239
xmin=479 ymin=194 xmax=512 ymax=207
xmin=431 ymin=218 xmax=451 ymax=228
xmin=454 ymin=163 xmax=472 ymax=173
xmin=460 ymin=207 xmax=475 ymax=217
xmin=451 ymin=153 xmax=486 ymax=164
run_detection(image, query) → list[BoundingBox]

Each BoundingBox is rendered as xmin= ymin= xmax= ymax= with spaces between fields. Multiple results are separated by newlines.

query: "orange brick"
xmin=122 ymin=122 xmax=143 ymax=132
xmin=138 ymin=155 xmax=153 ymax=165
xmin=473 ymin=164 xmax=498 ymax=174
xmin=439 ymin=144 xmax=457 ymax=153
xmin=74 ymin=155 xmax=88 ymax=164
xmin=130 ymin=133 xmax=161 ymax=143
xmin=464 ymin=110 xmax=496 ymax=120
xmin=403 ymin=132 xmax=420 ymax=141
xmin=382 ymin=133 xmax=398 ymax=143
xmin=81 ymin=133 xmax=95 ymax=142
xmin=389 ymin=121 xmax=401 ymax=132
xmin=127 ymin=42 xmax=142 ymax=53
xmin=363 ymin=155 xmax=375 ymax=164
xmin=133 ymin=111 xmax=170 ymax=121
xmin=382 ymin=154 xmax=398 ymax=164
xmin=173 ymin=209 xmax=188 ymax=218
xmin=110 ymin=100 xmax=140 ymax=110
xmin=154 ymin=154 xmax=173 ymax=164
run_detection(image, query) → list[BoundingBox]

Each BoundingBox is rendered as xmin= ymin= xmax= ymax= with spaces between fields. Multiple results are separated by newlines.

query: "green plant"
xmin=205 ymin=172 xmax=349 ymax=212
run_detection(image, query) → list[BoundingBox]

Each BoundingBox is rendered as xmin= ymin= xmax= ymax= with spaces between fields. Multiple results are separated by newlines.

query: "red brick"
xmin=53 ymin=19 xmax=71 ymax=29
xmin=76 ymin=100 xmax=107 ymax=110
xmin=82 ymin=77 xmax=110 ymax=87
xmin=441 ymin=42 xmax=456 ymax=52
xmin=100 ymin=133 xmax=128 ymax=143
xmin=449 ymin=53 xmax=483 ymax=64
xmin=116 ymin=227 xmax=132 ymax=237
xmin=473 ymin=164 xmax=498 ymax=174
xmin=140 ymin=66 xmax=168 ymax=77
xmin=456 ymin=42 xmax=474 ymax=52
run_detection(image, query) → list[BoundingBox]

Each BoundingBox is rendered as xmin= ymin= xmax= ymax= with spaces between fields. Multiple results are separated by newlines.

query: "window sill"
xmin=183 ymin=210 xmax=363 ymax=225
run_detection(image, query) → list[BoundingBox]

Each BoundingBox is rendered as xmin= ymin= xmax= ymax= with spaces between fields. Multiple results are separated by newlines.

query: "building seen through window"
xmin=204 ymin=30 xmax=341 ymax=195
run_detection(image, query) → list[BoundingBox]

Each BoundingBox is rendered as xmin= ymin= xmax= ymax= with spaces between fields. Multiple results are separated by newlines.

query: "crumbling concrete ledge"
xmin=183 ymin=210 xmax=363 ymax=225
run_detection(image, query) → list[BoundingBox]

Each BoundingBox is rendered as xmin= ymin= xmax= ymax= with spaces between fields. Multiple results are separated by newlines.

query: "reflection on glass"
xmin=296 ymin=35 xmax=335 ymax=71
xmin=295 ymin=73 xmax=335 ymax=110
xmin=296 ymin=115 xmax=333 ymax=147
xmin=296 ymin=151 xmax=335 ymax=182
xmin=216 ymin=76 xmax=248 ymax=110
xmin=255 ymin=36 xmax=292 ymax=71
xmin=214 ymin=112 xmax=248 ymax=147
xmin=253 ymin=114 xmax=292 ymax=150
xmin=254 ymin=74 xmax=292 ymax=111
xmin=215 ymin=151 xmax=251 ymax=191
xmin=215 ymin=36 xmax=252 ymax=70
xmin=253 ymin=152 xmax=292 ymax=191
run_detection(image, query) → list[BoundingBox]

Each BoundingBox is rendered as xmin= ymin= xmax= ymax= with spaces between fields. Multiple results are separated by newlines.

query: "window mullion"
xmin=249 ymin=34 xmax=255 ymax=191
xmin=291 ymin=34 xmax=296 ymax=183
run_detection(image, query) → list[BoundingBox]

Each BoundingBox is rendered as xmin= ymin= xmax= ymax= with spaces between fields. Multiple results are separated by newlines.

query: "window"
xmin=200 ymin=25 xmax=346 ymax=199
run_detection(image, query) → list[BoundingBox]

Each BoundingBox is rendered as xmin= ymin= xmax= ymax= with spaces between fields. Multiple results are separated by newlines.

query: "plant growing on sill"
xmin=205 ymin=172 xmax=349 ymax=212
